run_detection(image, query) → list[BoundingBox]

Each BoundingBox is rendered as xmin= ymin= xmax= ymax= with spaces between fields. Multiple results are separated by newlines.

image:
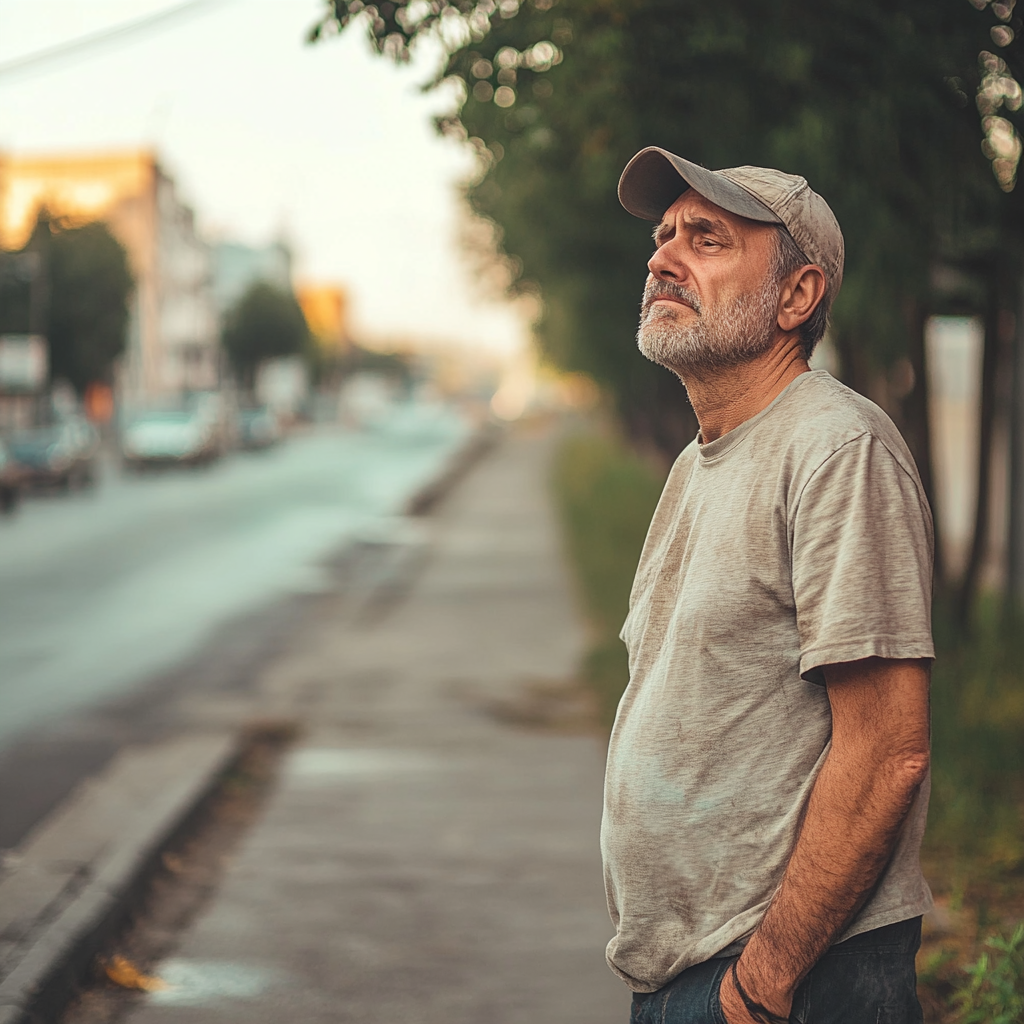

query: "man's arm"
xmin=719 ymin=656 xmax=931 ymax=1024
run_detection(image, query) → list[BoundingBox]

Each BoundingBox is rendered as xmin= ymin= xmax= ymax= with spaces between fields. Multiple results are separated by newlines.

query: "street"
xmin=0 ymin=405 xmax=469 ymax=847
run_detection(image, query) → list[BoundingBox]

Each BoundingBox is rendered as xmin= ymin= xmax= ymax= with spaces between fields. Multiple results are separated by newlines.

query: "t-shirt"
xmin=601 ymin=369 xmax=936 ymax=993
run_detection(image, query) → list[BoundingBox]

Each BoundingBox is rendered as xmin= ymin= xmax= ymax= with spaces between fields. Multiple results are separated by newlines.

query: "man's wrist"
xmin=728 ymin=960 xmax=790 ymax=1024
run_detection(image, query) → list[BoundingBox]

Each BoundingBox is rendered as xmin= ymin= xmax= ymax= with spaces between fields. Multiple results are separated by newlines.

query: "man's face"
xmin=636 ymin=190 xmax=782 ymax=378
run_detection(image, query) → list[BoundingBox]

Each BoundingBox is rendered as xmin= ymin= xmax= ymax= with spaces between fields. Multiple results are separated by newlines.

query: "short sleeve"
xmin=791 ymin=433 xmax=935 ymax=684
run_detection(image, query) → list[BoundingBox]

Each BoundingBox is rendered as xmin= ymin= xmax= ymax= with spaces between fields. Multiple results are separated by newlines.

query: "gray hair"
xmin=773 ymin=226 xmax=830 ymax=359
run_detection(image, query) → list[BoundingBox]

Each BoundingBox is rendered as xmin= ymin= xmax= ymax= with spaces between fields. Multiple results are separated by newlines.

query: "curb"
xmin=404 ymin=420 xmax=502 ymax=517
xmin=0 ymin=735 xmax=240 ymax=1024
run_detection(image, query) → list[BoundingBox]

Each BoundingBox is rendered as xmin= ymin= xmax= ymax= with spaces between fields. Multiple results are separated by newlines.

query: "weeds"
xmin=952 ymin=924 xmax=1024 ymax=1024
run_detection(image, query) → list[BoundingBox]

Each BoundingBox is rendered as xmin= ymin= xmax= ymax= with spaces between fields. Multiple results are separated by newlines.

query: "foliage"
xmin=48 ymin=222 xmax=134 ymax=393
xmin=0 ymin=215 xmax=133 ymax=393
xmin=0 ymin=255 xmax=32 ymax=335
xmin=551 ymin=425 xmax=665 ymax=727
xmin=953 ymin=924 xmax=1024 ymax=1024
xmin=221 ymin=281 xmax=311 ymax=387
xmin=312 ymin=0 xmax=1023 ymax=467
xmin=926 ymin=599 xmax=1024 ymax=878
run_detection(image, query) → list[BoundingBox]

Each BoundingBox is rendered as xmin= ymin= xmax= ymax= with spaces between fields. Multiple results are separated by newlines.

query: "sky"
xmin=0 ymin=0 xmax=530 ymax=359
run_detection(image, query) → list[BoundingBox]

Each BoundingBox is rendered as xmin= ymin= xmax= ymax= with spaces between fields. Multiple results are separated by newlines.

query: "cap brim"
xmin=618 ymin=148 xmax=783 ymax=225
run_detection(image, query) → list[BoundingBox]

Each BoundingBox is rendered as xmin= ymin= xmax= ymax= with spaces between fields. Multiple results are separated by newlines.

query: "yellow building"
xmin=0 ymin=150 xmax=218 ymax=401
xmin=297 ymin=283 xmax=349 ymax=355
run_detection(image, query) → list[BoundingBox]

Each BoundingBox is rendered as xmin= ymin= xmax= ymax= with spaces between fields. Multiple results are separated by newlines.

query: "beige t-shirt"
xmin=601 ymin=370 xmax=935 ymax=993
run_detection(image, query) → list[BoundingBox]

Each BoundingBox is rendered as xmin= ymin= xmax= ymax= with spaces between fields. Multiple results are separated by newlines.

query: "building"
xmin=297 ymin=283 xmax=350 ymax=356
xmin=0 ymin=150 xmax=219 ymax=403
xmin=211 ymin=240 xmax=293 ymax=315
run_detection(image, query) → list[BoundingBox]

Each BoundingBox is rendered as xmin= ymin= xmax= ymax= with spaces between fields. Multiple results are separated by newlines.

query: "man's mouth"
xmin=644 ymin=282 xmax=701 ymax=316
xmin=645 ymin=294 xmax=697 ymax=317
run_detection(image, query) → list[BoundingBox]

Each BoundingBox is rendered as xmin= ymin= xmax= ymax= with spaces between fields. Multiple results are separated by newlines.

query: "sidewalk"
xmin=123 ymin=423 xmax=627 ymax=1024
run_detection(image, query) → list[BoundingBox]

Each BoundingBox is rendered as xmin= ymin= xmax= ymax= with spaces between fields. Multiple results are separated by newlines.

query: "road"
xmin=0 ymin=404 xmax=469 ymax=846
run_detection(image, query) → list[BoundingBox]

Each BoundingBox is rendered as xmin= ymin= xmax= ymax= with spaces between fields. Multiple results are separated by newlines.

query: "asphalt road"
xmin=0 ymin=403 xmax=469 ymax=848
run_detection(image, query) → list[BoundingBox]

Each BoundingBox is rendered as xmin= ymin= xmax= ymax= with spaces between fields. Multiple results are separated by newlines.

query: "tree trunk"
xmin=1006 ymin=273 xmax=1024 ymax=621
xmin=833 ymin=326 xmax=873 ymax=400
xmin=901 ymin=297 xmax=945 ymax=590
xmin=955 ymin=270 xmax=1006 ymax=629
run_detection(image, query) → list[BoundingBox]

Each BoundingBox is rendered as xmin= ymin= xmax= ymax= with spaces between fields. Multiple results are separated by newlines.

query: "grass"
xmin=550 ymin=426 xmax=666 ymax=729
xmin=919 ymin=601 xmax=1024 ymax=1020
xmin=926 ymin=600 xmax=1024 ymax=881
xmin=551 ymin=424 xmax=1024 ymax=1021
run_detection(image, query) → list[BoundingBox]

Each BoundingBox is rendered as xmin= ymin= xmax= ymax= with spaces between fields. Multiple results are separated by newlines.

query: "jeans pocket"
xmin=630 ymin=992 xmax=652 ymax=1024
xmin=707 ymin=957 xmax=735 ymax=1024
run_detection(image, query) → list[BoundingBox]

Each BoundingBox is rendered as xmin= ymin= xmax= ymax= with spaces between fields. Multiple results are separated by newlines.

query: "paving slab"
xmin=126 ymin=425 xmax=628 ymax=1024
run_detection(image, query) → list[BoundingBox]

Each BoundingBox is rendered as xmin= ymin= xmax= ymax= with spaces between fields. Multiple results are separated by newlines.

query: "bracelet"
xmin=729 ymin=960 xmax=790 ymax=1024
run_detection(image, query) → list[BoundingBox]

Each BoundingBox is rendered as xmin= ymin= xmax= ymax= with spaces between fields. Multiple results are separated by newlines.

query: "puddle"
xmin=285 ymin=747 xmax=436 ymax=780
xmin=147 ymin=958 xmax=278 ymax=1006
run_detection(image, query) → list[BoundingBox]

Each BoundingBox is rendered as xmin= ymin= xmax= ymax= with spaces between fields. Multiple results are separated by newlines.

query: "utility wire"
xmin=0 ymin=0 xmax=237 ymax=83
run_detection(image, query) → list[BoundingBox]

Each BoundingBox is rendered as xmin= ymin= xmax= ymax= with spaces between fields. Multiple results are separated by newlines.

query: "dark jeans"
xmin=629 ymin=918 xmax=923 ymax=1024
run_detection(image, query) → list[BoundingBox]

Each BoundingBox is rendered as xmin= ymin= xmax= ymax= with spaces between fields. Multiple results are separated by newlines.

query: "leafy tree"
xmin=312 ymin=0 xmax=1024 ymax=617
xmin=0 ymin=253 xmax=35 ymax=338
xmin=221 ymin=281 xmax=311 ymax=388
xmin=0 ymin=214 xmax=133 ymax=394
xmin=49 ymin=222 xmax=134 ymax=393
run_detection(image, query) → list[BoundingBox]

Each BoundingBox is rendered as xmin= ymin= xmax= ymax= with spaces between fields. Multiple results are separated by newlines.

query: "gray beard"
xmin=635 ymin=276 xmax=781 ymax=378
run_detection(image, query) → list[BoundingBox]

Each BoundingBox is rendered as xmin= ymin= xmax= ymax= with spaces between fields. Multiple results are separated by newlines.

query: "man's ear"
xmin=778 ymin=266 xmax=826 ymax=332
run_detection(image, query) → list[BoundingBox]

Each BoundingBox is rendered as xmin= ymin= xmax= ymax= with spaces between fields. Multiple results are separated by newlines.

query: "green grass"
xmin=953 ymin=924 xmax=1024 ymax=1024
xmin=551 ymin=427 xmax=666 ymax=729
xmin=926 ymin=599 xmax=1024 ymax=887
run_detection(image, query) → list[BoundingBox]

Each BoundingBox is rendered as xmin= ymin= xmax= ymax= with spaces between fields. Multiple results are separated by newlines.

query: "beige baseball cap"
xmin=618 ymin=147 xmax=845 ymax=304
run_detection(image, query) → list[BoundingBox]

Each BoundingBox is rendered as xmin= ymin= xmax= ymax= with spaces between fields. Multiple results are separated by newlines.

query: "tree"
xmin=311 ymin=0 xmax=1024 ymax=620
xmin=221 ymin=281 xmax=311 ymax=388
xmin=1 ymin=214 xmax=133 ymax=394
xmin=49 ymin=221 xmax=134 ymax=393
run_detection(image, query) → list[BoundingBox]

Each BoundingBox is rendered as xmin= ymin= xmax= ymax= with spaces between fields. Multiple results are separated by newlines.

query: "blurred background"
xmin=0 ymin=2 xmax=539 ymax=770
xmin=2 ymin=0 xmax=1024 ymax=1019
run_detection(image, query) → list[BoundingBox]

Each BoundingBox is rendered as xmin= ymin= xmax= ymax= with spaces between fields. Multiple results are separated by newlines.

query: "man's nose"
xmin=648 ymin=240 xmax=688 ymax=283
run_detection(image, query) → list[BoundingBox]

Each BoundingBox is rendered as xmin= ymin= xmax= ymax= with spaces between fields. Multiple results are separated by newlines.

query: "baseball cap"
xmin=618 ymin=147 xmax=845 ymax=304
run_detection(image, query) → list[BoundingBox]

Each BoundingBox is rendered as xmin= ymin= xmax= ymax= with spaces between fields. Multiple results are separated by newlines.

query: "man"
xmin=601 ymin=147 xmax=934 ymax=1024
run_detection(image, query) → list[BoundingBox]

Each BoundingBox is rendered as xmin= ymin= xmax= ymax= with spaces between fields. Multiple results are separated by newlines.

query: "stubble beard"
xmin=635 ymin=275 xmax=782 ymax=379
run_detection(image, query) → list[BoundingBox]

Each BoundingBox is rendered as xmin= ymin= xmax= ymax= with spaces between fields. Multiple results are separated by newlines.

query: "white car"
xmin=121 ymin=409 xmax=221 ymax=469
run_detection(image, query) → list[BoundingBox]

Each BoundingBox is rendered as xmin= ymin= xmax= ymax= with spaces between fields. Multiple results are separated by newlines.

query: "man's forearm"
xmin=720 ymin=658 xmax=932 ymax=1021
xmin=729 ymin=745 xmax=927 ymax=1014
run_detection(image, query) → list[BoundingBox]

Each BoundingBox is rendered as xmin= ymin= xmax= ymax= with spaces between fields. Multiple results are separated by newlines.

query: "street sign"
xmin=0 ymin=334 xmax=48 ymax=392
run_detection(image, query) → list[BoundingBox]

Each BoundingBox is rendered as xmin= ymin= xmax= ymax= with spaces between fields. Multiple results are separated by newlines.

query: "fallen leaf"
xmin=104 ymin=955 xmax=169 ymax=992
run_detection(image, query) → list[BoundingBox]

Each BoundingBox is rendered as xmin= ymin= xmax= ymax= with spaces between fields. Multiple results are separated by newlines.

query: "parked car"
xmin=8 ymin=418 xmax=99 ymax=491
xmin=121 ymin=408 xmax=222 ymax=469
xmin=237 ymin=407 xmax=281 ymax=450
xmin=0 ymin=438 xmax=25 ymax=513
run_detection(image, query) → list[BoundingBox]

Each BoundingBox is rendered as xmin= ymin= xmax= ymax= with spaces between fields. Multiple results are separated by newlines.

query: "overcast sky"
xmin=0 ymin=0 xmax=529 ymax=358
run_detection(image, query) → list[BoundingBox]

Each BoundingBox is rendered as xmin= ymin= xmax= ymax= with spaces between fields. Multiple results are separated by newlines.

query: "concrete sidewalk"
xmin=124 ymin=424 xmax=628 ymax=1024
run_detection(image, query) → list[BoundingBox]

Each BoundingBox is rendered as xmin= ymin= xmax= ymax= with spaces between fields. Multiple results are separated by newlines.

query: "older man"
xmin=601 ymin=148 xmax=934 ymax=1024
